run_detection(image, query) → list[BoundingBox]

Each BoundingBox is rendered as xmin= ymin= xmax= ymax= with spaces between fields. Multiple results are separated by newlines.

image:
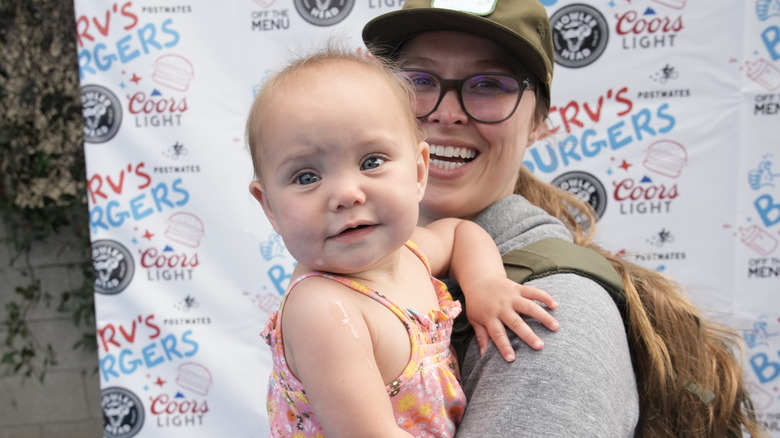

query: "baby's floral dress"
xmin=262 ymin=241 xmax=466 ymax=437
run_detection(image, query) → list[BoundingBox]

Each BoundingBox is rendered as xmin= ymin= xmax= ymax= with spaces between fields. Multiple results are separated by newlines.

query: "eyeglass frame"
xmin=399 ymin=69 xmax=535 ymax=124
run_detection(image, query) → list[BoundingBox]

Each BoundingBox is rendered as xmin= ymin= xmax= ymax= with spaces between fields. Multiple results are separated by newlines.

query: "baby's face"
xmin=251 ymin=60 xmax=428 ymax=274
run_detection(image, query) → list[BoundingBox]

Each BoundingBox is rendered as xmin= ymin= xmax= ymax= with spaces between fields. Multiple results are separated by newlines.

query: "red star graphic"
xmin=130 ymin=73 xmax=142 ymax=84
xmin=619 ymin=159 xmax=632 ymax=171
xmin=143 ymin=229 xmax=154 ymax=240
xmin=155 ymin=376 xmax=166 ymax=387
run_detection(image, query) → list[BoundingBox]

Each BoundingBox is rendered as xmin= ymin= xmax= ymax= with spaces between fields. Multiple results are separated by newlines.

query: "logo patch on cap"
xmin=431 ymin=0 xmax=497 ymax=15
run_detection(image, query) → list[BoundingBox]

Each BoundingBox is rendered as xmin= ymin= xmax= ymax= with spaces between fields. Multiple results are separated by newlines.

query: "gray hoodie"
xmin=453 ymin=195 xmax=639 ymax=437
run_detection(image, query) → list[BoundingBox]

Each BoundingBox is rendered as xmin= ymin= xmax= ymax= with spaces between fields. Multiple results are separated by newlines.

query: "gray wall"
xmin=0 ymin=221 xmax=102 ymax=437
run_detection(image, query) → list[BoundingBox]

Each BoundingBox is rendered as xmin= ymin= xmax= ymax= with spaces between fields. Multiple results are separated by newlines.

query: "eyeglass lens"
xmin=401 ymin=70 xmax=526 ymax=123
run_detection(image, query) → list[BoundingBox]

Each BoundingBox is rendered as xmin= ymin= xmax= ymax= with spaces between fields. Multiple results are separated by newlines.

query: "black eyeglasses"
xmin=399 ymin=69 xmax=534 ymax=123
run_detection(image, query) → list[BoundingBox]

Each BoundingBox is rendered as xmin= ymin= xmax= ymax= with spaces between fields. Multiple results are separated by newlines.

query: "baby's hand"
xmin=463 ymin=274 xmax=559 ymax=362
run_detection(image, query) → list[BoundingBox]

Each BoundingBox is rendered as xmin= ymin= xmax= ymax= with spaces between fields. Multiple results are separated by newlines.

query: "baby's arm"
xmin=413 ymin=219 xmax=559 ymax=362
xmin=281 ymin=277 xmax=414 ymax=437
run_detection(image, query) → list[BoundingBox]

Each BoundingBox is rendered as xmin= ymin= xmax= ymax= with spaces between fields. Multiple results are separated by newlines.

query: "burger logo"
xmin=643 ymin=139 xmax=688 ymax=178
xmin=550 ymin=3 xmax=610 ymax=68
xmin=102 ymin=387 xmax=144 ymax=438
xmin=293 ymin=0 xmax=354 ymax=26
xmin=81 ymin=84 xmax=122 ymax=143
xmin=551 ymin=170 xmax=608 ymax=220
xmin=92 ymin=239 xmax=135 ymax=295
xmin=152 ymin=54 xmax=195 ymax=92
xmin=176 ymin=362 xmax=213 ymax=395
xmin=165 ymin=212 xmax=205 ymax=248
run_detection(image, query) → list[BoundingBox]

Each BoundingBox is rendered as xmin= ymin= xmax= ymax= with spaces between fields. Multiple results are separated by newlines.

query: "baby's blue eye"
xmin=295 ymin=172 xmax=320 ymax=185
xmin=361 ymin=156 xmax=385 ymax=170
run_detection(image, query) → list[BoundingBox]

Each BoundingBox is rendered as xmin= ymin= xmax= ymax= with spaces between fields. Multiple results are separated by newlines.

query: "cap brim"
xmin=363 ymin=8 xmax=549 ymax=99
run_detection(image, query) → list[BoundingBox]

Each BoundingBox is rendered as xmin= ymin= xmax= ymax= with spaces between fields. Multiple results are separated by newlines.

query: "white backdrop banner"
xmin=73 ymin=0 xmax=780 ymax=436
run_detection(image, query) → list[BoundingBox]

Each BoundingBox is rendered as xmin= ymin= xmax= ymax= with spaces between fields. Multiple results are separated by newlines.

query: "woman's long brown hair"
xmin=516 ymin=153 xmax=764 ymax=436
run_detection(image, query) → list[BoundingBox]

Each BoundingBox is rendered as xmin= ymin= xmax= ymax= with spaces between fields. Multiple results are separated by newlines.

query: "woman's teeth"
xmin=429 ymin=145 xmax=476 ymax=170
xmin=430 ymin=145 xmax=476 ymax=159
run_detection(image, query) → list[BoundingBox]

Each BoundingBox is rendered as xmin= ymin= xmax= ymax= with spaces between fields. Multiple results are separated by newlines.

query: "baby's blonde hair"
xmin=246 ymin=41 xmax=424 ymax=180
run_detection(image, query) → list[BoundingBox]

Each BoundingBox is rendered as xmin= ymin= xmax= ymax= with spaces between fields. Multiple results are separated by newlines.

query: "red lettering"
xmin=128 ymin=92 xmax=189 ymax=115
xmin=141 ymin=248 xmax=199 ymax=269
xmin=98 ymin=324 xmax=121 ymax=352
xmin=88 ymin=163 xmax=152 ymax=203
xmin=135 ymin=162 xmax=152 ymax=189
xmin=583 ymin=96 xmax=604 ymax=123
xmin=87 ymin=174 xmax=106 ymax=204
xmin=106 ymin=171 xmax=125 ymax=195
xmin=150 ymin=394 xmax=209 ymax=415
xmin=92 ymin=11 xmax=111 ymax=37
xmin=75 ymin=16 xmax=93 ymax=48
xmin=613 ymin=179 xmax=679 ymax=202
xmin=120 ymin=2 xmax=139 ymax=30
xmin=97 ymin=314 xmax=161 ymax=352
xmin=118 ymin=319 xmax=138 ymax=344
xmin=615 ymin=10 xmax=638 ymax=35
xmin=615 ymin=87 xmax=633 ymax=116
xmin=145 ymin=314 xmax=161 ymax=339
xmin=75 ymin=3 xmax=139 ymax=48
xmin=559 ymin=101 xmax=584 ymax=133
xmin=615 ymin=11 xmax=684 ymax=35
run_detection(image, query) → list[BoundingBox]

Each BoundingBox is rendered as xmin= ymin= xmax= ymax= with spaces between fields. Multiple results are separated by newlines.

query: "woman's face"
xmin=397 ymin=31 xmax=540 ymax=223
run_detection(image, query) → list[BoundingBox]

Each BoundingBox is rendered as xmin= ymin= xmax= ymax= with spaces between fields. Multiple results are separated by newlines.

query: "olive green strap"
xmin=502 ymin=238 xmax=625 ymax=311
xmin=451 ymin=238 xmax=626 ymax=367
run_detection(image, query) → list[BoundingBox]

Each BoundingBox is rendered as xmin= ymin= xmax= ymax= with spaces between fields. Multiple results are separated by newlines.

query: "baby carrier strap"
xmin=502 ymin=238 xmax=626 ymax=314
xmin=451 ymin=238 xmax=626 ymax=366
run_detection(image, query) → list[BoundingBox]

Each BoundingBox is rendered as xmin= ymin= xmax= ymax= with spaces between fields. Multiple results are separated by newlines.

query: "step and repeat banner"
xmin=73 ymin=0 xmax=780 ymax=436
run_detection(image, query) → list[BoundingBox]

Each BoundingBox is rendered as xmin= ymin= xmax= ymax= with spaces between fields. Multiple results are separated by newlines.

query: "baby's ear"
xmin=416 ymin=141 xmax=430 ymax=199
xmin=249 ymin=180 xmax=280 ymax=233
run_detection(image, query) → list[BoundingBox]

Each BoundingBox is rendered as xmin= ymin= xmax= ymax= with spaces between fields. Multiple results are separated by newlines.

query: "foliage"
xmin=0 ymin=0 xmax=95 ymax=380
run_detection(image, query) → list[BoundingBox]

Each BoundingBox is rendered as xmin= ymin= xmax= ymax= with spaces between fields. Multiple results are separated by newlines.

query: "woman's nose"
xmin=428 ymin=88 xmax=468 ymax=125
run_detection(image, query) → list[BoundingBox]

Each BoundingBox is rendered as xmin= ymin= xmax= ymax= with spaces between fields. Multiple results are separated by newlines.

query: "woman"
xmin=363 ymin=1 xmax=762 ymax=437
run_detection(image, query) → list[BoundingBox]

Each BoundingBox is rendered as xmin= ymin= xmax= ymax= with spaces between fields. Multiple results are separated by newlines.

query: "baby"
xmin=246 ymin=45 xmax=559 ymax=437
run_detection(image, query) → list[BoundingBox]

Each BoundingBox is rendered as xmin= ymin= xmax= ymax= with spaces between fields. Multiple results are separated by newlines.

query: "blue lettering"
xmin=269 ymin=264 xmax=292 ymax=295
xmin=172 ymin=178 xmax=190 ymax=206
xmin=151 ymin=182 xmax=174 ymax=210
xmin=762 ymin=25 xmax=780 ymax=60
xmin=755 ymin=194 xmax=780 ymax=227
xmin=93 ymin=43 xmax=116 ymax=72
xmin=130 ymin=193 xmax=154 ymax=220
xmin=526 ymin=142 xmax=560 ymax=173
xmin=656 ymin=103 xmax=675 ymax=133
xmin=630 ymin=108 xmax=654 ymax=142
xmin=107 ymin=200 xmax=130 ymax=227
xmin=90 ymin=205 xmax=109 ymax=232
xmin=97 ymin=332 xmax=200 ymax=382
xmin=160 ymin=334 xmax=183 ymax=361
xmin=78 ymin=49 xmax=95 ymax=78
xmin=181 ymin=330 xmax=199 ymax=357
xmin=137 ymin=23 xmax=162 ymax=54
xmin=607 ymin=120 xmax=632 ymax=150
xmin=142 ymin=342 xmax=165 ymax=368
xmin=527 ymin=104 xmax=678 ymax=175
xmin=99 ymin=354 xmax=120 ymax=381
xmin=558 ymin=135 xmax=581 ymax=167
xmin=119 ymin=348 xmax=142 ymax=374
xmin=116 ymin=34 xmax=140 ymax=63
xmin=750 ymin=352 xmax=780 ymax=383
xmin=161 ymin=18 xmax=180 ymax=48
xmin=581 ymin=129 xmax=604 ymax=157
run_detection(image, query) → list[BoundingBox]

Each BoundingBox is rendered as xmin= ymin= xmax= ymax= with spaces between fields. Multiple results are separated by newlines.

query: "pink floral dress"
xmin=262 ymin=241 xmax=466 ymax=437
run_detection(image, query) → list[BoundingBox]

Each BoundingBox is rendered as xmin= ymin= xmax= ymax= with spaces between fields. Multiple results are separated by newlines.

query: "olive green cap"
xmin=362 ymin=0 xmax=554 ymax=102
